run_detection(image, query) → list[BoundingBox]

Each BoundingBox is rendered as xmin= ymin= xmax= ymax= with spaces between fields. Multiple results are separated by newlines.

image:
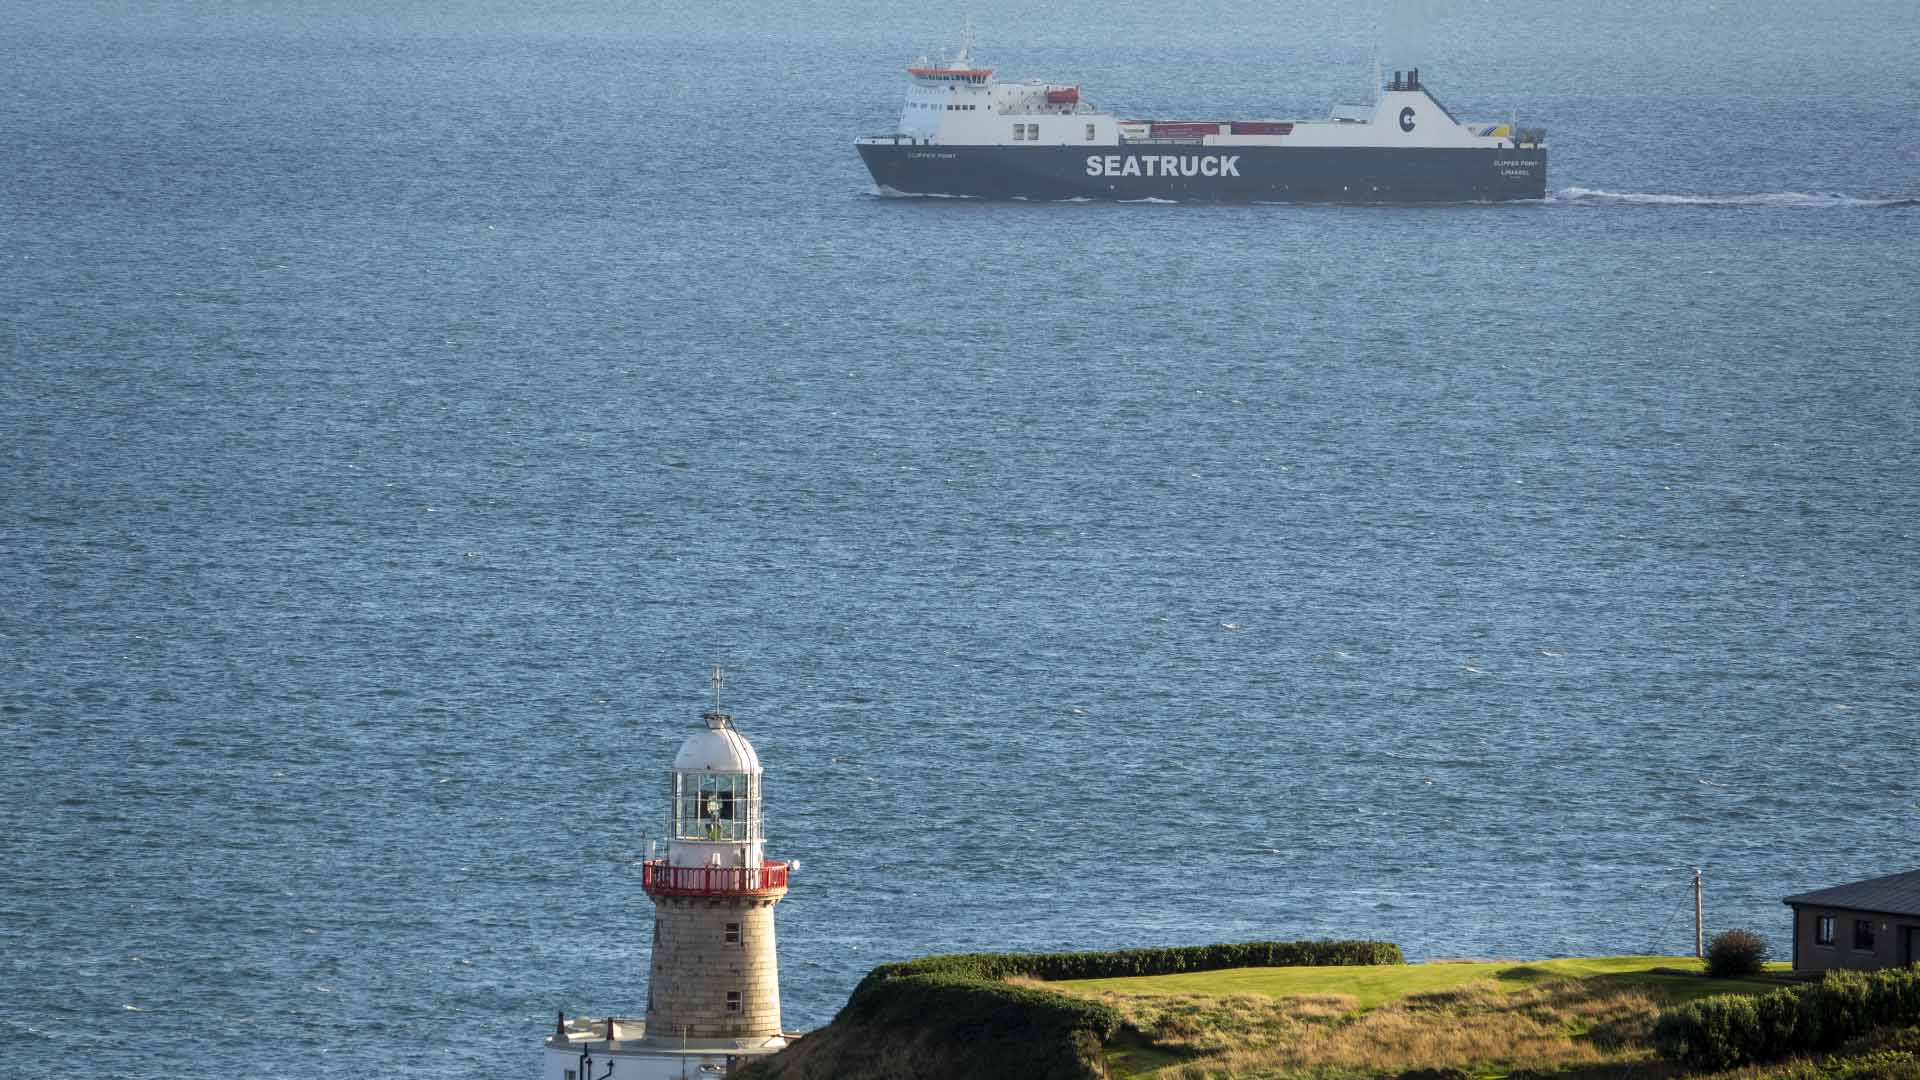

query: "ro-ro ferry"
xmin=855 ymin=37 xmax=1547 ymax=202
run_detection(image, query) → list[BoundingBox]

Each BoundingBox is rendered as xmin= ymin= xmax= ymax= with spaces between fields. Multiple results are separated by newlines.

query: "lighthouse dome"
xmin=672 ymin=713 xmax=761 ymax=774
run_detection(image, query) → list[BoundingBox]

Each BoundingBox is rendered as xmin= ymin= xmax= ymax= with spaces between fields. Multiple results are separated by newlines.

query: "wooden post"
xmin=1694 ymin=869 xmax=1704 ymax=960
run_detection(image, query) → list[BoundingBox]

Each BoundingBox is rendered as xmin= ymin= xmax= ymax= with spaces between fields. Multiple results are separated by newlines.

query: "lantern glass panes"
xmin=672 ymin=772 xmax=760 ymax=841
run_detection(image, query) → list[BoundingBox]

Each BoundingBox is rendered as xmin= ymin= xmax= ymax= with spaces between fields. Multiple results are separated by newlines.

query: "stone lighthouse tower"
xmin=643 ymin=675 xmax=789 ymax=1042
xmin=541 ymin=669 xmax=792 ymax=1080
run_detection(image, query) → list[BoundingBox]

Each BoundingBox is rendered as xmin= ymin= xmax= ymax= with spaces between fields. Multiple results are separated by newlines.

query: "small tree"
xmin=1705 ymin=927 xmax=1769 ymax=977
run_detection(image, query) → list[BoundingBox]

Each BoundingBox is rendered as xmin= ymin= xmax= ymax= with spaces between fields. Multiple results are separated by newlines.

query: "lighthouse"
xmin=542 ymin=669 xmax=793 ymax=1079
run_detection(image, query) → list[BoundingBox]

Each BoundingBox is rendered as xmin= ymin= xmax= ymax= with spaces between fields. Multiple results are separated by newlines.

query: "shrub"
xmin=1700 ymin=994 xmax=1763 ymax=1070
xmin=1655 ymin=967 xmax=1920 ymax=1070
xmin=1753 ymin=983 xmax=1806 ymax=1057
xmin=1812 ymin=969 xmax=1875 ymax=1047
xmin=1706 ymin=928 xmax=1770 ymax=977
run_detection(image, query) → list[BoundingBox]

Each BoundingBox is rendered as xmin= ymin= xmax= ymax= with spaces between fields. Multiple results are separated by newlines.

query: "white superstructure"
xmin=891 ymin=37 xmax=1119 ymax=146
xmin=877 ymin=41 xmax=1537 ymax=153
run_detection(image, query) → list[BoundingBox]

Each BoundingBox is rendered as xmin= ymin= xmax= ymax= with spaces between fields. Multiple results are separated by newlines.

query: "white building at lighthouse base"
xmin=540 ymin=1016 xmax=792 ymax=1080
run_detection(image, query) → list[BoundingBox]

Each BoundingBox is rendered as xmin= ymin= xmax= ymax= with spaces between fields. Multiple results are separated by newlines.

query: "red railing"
xmin=642 ymin=859 xmax=789 ymax=897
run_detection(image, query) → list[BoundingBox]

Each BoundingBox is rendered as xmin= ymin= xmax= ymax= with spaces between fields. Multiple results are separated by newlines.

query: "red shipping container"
xmin=1148 ymin=122 xmax=1220 ymax=138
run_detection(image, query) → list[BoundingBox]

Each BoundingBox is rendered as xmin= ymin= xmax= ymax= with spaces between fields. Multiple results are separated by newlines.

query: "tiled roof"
xmin=1782 ymin=869 xmax=1920 ymax=917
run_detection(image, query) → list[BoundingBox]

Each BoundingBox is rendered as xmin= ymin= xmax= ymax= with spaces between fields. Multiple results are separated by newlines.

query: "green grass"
xmin=1049 ymin=956 xmax=1800 ymax=1080
xmin=1101 ymin=1032 xmax=1192 ymax=1079
xmin=1053 ymin=955 xmax=1793 ymax=1010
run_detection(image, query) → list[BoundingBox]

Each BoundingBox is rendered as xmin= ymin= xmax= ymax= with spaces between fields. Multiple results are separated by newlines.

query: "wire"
xmin=1647 ymin=876 xmax=1697 ymax=956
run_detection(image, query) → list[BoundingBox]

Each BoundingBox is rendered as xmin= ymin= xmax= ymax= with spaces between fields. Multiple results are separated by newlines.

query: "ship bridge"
xmin=877 ymin=34 xmax=1116 ymax=147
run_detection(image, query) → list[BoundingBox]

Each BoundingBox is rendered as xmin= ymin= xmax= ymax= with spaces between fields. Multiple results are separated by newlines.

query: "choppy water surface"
xmin=3 ymin=1 xmax=1917 ymax=1076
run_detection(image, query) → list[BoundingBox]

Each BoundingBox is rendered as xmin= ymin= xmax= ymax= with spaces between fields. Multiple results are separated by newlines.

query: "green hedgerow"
xmin=1656 ymin=967 xmax=1920 ymax=1070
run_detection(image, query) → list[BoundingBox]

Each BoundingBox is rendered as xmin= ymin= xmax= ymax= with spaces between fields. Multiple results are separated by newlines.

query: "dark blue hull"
xmin=857 ymin=143 xmax=1547 ymax=203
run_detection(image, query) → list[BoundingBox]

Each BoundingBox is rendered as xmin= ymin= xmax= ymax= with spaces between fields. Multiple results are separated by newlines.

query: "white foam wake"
xmin=1555 ymin=186 xmax=1917 ymax=209
xmin=869 ymin=185 xmax=979 ymax=199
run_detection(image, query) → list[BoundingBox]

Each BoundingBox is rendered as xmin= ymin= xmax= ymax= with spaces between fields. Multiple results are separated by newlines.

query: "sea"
xmin=3 ymin=0 xmax=1917 ymax=1076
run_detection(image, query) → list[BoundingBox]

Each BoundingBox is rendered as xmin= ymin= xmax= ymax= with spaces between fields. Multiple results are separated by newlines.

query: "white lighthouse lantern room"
xmin=542 ymin=669 xmax=794 ymax=1079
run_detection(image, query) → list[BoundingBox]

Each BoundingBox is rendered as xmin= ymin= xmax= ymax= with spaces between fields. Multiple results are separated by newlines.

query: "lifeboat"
xmin=1045 ymin=86 xmax=1080 ymax=104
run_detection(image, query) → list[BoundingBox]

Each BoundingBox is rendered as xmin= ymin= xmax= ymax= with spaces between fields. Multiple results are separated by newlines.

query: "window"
xmin=1816 ymin=915 xmax=1836 ymax=946
xmin=1086 ymin=123 xmax=1096 ymax=141
xmin=673 ymin=772 xmax=758 ymax=841
xmin=725 ymin=922 xmax=741 ymax=944
xmin=1026 ymin=123 xmax=1040 ymax=140
xmin=726 ymin=991 xmax=742 ymax=1012
xmin=1856 ymin=919 xmax=1876 ymax=950
xmin=565 ymin=1070 xmax=577 ymax=1080
xmin=1012 ymin=124 xmax=1025 ymax=141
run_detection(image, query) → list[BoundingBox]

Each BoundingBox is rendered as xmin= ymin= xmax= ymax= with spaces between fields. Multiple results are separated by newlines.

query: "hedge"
xmin=1654 ymin=967 xmax=1920 ymax=1070
xmin=854 ymin=938 xmax=1404 ymax=990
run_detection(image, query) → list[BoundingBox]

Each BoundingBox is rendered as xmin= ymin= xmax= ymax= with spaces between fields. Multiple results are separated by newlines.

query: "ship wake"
xmin=868 ymin=185 xmax=980 ymax=199
xmin=1555 ymin=187 xmax=1917 ymax=209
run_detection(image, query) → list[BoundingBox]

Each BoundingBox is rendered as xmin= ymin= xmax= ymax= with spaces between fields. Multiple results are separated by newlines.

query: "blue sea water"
xmin=3 ymin=0 xmax=1918 ymax=1076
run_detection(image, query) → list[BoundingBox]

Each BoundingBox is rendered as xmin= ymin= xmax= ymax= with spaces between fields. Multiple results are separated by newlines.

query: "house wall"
xmin=1790 ymin=904 xmax=1920 ymax=973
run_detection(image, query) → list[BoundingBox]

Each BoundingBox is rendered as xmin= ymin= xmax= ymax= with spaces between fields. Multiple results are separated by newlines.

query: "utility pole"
xmin=1694 ymin=868 xmax=1704 ymax=960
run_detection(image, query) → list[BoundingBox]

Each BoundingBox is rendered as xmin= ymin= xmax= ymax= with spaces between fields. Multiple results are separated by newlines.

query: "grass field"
xmin=1039 ymin=956 xmax=1798 ymax=1079
xmin=1055 ymin=956 xmax=1794 ymax=1009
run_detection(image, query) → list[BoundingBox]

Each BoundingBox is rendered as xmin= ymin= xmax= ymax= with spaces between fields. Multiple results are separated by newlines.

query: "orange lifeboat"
xmin=1045 ymin=86 xmax=1080 ymax=105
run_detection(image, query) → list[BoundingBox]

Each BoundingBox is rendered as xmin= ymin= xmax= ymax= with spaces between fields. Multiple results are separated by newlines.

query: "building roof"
xmin=1782 ymin=869 xmax=1920 ymax=917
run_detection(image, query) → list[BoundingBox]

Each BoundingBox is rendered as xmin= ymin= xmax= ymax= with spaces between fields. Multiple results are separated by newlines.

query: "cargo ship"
xmin=855 ymin=36 xmax=1547 ymax=203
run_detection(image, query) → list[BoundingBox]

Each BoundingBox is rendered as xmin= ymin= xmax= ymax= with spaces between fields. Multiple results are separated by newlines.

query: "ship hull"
xmin=858 ymin=143 xmax=1546 ymax=203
